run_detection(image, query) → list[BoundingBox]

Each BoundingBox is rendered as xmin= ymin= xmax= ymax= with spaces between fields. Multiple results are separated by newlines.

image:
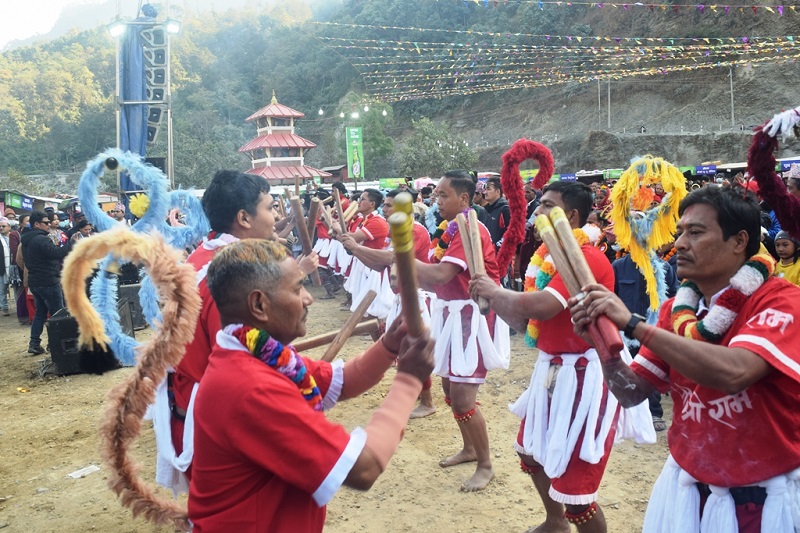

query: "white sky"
xmin=1 ymin=0 xmax=105 ymax=50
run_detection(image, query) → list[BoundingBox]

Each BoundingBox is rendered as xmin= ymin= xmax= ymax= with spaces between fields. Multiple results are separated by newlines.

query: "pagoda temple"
xmin=239 ymin=90 xmax=331 ymax=185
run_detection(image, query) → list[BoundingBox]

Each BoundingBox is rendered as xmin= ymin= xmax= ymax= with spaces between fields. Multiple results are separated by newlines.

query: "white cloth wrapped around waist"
xmin=386 ymin=289 xmax=436 ymax=331
xmin=509 ymin=347 xmax=654 ymax=480
xmin=642 ymin=454 xmax=800 ymax=533
xmin=349 ymin=263 xmax=394 ymax=319
xmin=343 ymin=257 xmax=365 ymax=294
xmin=331 ymin=239 xmax=352 ymax=273
xmin=313 ymin=237 xmax=332 ymax=259
xmin=430 ymin=298 xmax=510 ymax=378
xmin=145 ymin=374 xmax=199 ymax=496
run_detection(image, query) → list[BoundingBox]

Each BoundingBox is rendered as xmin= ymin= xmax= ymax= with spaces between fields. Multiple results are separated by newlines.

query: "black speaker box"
xmin=118 ymin=284 xmax=147 ymax=330
xmin=46 ymin=304 xmax=131 ymax=376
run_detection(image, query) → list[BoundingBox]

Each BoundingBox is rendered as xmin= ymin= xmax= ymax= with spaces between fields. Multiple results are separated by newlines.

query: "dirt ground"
xmin=0 ymin=284 xmax=672 ymax=532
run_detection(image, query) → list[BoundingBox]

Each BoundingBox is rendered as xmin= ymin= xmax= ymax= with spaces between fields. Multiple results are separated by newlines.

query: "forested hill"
xmin=1 ymin=0 xmax=798 ymax=194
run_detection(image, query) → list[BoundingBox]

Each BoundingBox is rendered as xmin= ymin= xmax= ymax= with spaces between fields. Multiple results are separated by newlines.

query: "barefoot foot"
xmin=460 ymin=465 xmax=494 ymax=491
xmin=409 ymin=403 xmax=437 ymax=419
xmin=439 ymin=449 xmax=477 ymax=468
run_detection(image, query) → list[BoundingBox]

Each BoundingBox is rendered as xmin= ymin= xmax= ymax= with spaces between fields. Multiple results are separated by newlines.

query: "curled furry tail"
xmin=498 ymin=139 xmax=555 ymax=274
xmin=62 ymin=229 xmax=201 ymax=529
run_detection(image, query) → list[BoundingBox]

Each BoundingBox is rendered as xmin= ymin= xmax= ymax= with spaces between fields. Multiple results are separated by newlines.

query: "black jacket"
xmin=20 ymin=229 xmax=71 ymax=287
xmin=483 ymin=197 xmax=511 ymax=247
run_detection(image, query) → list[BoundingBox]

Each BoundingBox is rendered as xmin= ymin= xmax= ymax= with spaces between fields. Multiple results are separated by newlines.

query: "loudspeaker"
xmin=146 ymin=67 xmax=166 ymax=87
xmin=140 ymin=27 xmax=166 ymax=47
xmin=148 ymin=107 xmax=163 ymax=125
xmin=118 ymin=283 xmax=147 ymax=330
xmin=46 ymin=307 xmax=128 ymax=376
xmin=146 ymin=87 xmax=165 ymax=102
xmin=143 ymin=47 xmax=166 ymax=67
xmin=145 ymin=157 xmax=166 ymax=174
xmin=147 ymin=125 xmax=160 ymax=144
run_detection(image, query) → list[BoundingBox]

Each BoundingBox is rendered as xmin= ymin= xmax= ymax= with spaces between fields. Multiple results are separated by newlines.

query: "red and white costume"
xmin=149 ymin=233 xmax=237 ymax=494
xmin=342 ymin=211 xmax=392 ymax=318
xmin=188 ymin=328 xmax=360 ymax=532
xmin=510 ymin=244 xmax=654 ymax=505
xmin=312 ymin=218 xmax=332 ymax=268
xmin=429 ymin=223 xmax=510 ymax=383
xmin=385 ymin=221 xmax=435 ymax=330
xmin=324 ymin=199 xmax=352 ymax=274
xmin=632 ymin=277 xmax=800 ymax=533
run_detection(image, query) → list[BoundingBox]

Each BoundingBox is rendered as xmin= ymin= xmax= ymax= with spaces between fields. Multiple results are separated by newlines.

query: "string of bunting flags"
xmin=310 ymin=24 xmax=800 ymax=101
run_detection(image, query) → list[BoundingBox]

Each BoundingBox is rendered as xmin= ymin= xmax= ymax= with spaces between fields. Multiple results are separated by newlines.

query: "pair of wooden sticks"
xmin=387 ymin=193 xmax=426 ymax=336
xmin=455 ymin=209 xmax=490 ymax=315
xmin=534 ymin=206 xmax=623 ymax=363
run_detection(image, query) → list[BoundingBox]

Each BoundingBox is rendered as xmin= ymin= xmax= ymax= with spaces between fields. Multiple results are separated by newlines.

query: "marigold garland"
xmin=671 ymin=253 xmax=774 ymax=342
xmin=229 ymin=324 xmax=323 ymax=411
xmin=429 ymin=208 xmax=472 ymax=263
xmin=524 ymin=227 xmax=589 ymax=347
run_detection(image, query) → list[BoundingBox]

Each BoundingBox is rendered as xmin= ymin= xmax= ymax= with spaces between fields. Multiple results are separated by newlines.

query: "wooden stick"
xmin=534 ymin=216 xmax=582 ymax=296
xmin=389 ymin=212 xmax=425 ymax=336
xmin=290 ymin=196 xmax=322 ymax=287
xmin=277 ymin=197 xmax=287 ymax=219
xmin=467 ymin=209 xmax=490 ymax=315
xmin=455 ymin=213 xmax=476 ymax=274
xmin=294 ymin=319 xmax=380 ymax=352
xmin=548 ymin=206 xmax=623 ymax=357
xmin=343 ymin=202 xmax=359 ymax=223
xmin=320 ymin=205 xmax=334 ymax=229
xmin=294 ymin=174 xmax=301 ymax=198
xmin=393 ymin=191 xmax=414 ymax=217
xmin=332 ymin=189 xmax=348 ymax=234
xmin=307 ymin=197 xmax=321 ymax=238
xmin=321 ymin=196 xmax=334 ymax=205
xmin=321 ymin=290 xmax=377 ymax=362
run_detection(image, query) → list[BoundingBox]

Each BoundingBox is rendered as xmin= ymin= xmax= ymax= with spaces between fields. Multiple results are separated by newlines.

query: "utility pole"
xmin=597 ymin=79 xmax=602 ymax=130
xmin=729 ymin=67 xmax=735 ymax=129
xmin=607 ymin=81 xmax=611 ymax=131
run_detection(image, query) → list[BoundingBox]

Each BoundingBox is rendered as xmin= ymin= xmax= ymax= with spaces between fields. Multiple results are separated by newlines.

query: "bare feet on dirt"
xmin=523 ymin=518 xmax=571 ymax=533
xmin=409 ymin=402 xmax=436 ymax=419
xmin=460 ymin=465 xmax=494 ymax=492
xmin=439 ymin=449 xmax=477 ymax=467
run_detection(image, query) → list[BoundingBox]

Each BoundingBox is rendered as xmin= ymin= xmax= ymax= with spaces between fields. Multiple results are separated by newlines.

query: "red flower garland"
xmin=498 ymin=139 xmax=555 ymax=276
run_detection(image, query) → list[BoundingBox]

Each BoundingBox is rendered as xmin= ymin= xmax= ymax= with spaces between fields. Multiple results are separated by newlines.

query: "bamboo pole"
xmin=290 ymin=196 xmax=322 ymax=287
xmin=307 ymin=197 xmax=321 ymax=238
xmin=332 ymin=188 xmax=348 ymax=234
xmin=389 ymin=212 xmax=425 ymax=336
xmin=320 ymin=290 xmax=377 ymax=362
xmin=467 ymin=209 xmax=490 ymax=314
xmin=294 ymin=319 xmax=380 ymax=352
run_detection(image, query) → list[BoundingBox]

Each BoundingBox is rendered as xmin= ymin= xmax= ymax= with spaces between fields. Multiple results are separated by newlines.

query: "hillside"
xmin=1 ymin=0 xmax=799 ymax=193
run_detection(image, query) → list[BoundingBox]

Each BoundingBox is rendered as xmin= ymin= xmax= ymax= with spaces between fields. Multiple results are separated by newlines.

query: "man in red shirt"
xmin=416 ymin=170 xmax=511 ymax=492
xmin=470 ymin=181 xmax=650 ymax=532
xmin=152 ymin=170 xmax=315 ymax=494
xmin=340 ymin=188 xmax=436 ymax=418
xmin=339 ymin=188 xmax=390 ymax=318
xmin=570 ymin=186 xmax=800 ymax=532
xmin=189 ymin=239 xmax=434 ymax=532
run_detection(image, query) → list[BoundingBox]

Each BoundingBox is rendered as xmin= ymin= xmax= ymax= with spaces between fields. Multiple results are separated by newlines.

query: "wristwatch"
xmin=623 ymin=313 xmax=646 ymax=338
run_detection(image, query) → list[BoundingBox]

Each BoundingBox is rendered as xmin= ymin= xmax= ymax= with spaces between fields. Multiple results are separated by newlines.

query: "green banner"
xmin=379 ymin=178 xmax=406 ymax=189
xmin=346 ymin=127 xmax=364 ymax=181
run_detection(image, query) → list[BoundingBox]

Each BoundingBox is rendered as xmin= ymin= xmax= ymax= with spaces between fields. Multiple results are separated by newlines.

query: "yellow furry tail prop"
xmin=61 ymin=229 xmax=200 ymax=529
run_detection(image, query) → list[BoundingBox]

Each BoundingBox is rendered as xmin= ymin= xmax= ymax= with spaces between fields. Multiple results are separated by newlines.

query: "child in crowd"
xmin=774 ymin=230 xmax=800 ymax=286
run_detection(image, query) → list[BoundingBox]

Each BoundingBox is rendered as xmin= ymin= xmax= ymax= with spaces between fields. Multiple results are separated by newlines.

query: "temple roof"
xmin=245 ymin=165 xmax=332 ymax=180
xmin=238 ymin=133 xmax=317 ymax=153
xmin=245 ymin=91 xmax=305 ymax=121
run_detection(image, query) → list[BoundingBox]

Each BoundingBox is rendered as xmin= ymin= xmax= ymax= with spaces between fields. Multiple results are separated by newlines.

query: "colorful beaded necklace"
xmin=524 ymin=227 xmax=589 ymax=347
xmin=671 ymin=253 xmax=774 ymax=343
xmin=228 ymin=324 xmax=323 ymax=411
xmin=429 ymin=207 xmax=471 ymax=263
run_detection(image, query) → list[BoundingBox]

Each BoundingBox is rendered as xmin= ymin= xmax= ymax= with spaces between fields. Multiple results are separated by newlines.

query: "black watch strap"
xmin=623 ymin=313 xmax=646 ymax=338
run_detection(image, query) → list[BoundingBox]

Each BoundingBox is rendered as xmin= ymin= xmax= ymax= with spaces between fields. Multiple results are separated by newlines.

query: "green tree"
xmin=397 ymin=117 xmax=477 ymax=178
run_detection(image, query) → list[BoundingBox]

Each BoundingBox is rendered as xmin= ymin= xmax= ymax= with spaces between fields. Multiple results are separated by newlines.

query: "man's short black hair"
xmin=486 ymin=176 xmax=502 ymax=194
xmin=30 ymin=210 xmax=49 ymax=225
xmin=362 ymin=188 xmax=384 ymax=209
xmin=332 ymin=181 xmax=348 ymax=195
xmin=202 ymin=171 xmax=271 ymax=233
xmin=679 ymin=185 xmax=761 ymax=258
xmin=386 ymin=189 xmax=401 ymax=199
xmin=542 ymin=181 xmax=594 ymax=226
xmin=442 ymin=170 xmax=477 ymax=200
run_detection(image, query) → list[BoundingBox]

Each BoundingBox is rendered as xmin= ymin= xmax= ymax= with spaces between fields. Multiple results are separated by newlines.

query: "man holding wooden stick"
xmin=569 ymin=186 xmax=800 ymax=532
xmin=189 ymin=239 xmax=434 ymax=532
xmin=337 ymin=188 xmax=391 ymax=318
xmin=340 ymin=189 xmax=437 ymax=417
xmin=416 ymin=170 xmax=510 ymax=492
xmin=152 ymin=171 xmax=318 ymax=495
xmin=470 ymin=181 xmax=619 ymax=532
